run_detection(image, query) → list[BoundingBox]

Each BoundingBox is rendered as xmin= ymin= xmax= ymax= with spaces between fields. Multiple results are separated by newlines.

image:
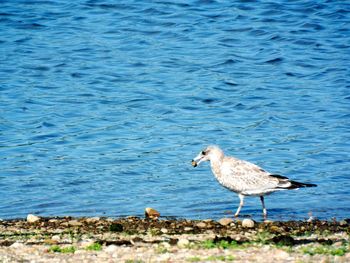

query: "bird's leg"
xmin=234 ymin=194 xmax=244 ymax=217
xmin=260 ymin=196 xmax=267 ymax=220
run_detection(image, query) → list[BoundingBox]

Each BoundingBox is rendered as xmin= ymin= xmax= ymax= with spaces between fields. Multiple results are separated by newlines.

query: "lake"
xmin=0 ymin=0 xmax=349 ymax=221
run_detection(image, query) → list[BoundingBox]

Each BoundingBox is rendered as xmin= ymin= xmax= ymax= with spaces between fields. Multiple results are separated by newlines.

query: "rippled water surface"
xmin=1 ymin=0 xmax=349 ymax=220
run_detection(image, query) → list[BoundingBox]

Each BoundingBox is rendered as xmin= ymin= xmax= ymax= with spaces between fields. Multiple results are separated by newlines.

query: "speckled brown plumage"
xmin=192 ymin=145 xmax=316 ymax=219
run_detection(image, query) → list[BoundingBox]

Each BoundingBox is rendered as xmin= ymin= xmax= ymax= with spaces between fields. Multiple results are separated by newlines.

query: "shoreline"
xmin=0 ymin=216 xmax=349 ymax=262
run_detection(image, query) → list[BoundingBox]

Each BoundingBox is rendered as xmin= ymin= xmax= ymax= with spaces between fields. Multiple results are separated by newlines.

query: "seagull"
xmin=191 ymin=145 xmax=316 ymax=219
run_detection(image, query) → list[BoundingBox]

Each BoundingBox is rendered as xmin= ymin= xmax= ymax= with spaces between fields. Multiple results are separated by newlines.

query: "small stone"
xmin=339 ymin=220 xmax=348 ymax=226
xmin=161 ymin=228 xmax=168 ymax=234
xmin=60 ymin=222 xmax=69 ymax=227
xmin=132 ymin=237 xmax=144 ymax=244
xmin=270 ymin=225 xmax=282 ymax=233
xmin=145 ymin=207 xmax=160 ymax=219
xmin=219 ymin=218 xmax=234 ymax=226
xmin=275 ymin=249 xmax=289 ymax=259
xmin=27 ymin=214 xmax=40 ymax=223
xmin=55 ymin=229 xmax=64 ymax=234
xmin=51 ymin=235 xmax=60 ymax=242
xmin=68 ymin=220 xmax=82 ymax=226
xmin=242 ymin=218 xmax=255 ymax=228
xmin=177 ymin=238 xmax=189 ymax=248
xmin=158 ymin=253 xmax=171 ymax=262
xmin=86 ymin=217 xmax=100 ymax=223
xmin=184 ymin=227 xmax=193 ymax=232
xmin=161 ymin=242 xmax=171 ymax=249
xmin=10 ymin=242 xmax=24 ymax=249
xmin=196 ymin=222 xmax=206 ymax=228
xmin=105 ymin=244 xmax=118 ymax=253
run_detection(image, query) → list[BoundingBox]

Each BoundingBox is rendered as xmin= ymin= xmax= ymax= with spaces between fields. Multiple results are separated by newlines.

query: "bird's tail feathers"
xmin=270 ymin=174 xmax=317 ymax=189
xmin=289 ymin=180 xmax=317 ymax=189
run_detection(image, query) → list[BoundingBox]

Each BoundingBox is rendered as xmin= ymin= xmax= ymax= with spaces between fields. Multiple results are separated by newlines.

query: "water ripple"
xmin=0 ymin=0 xmax=349 ymax=221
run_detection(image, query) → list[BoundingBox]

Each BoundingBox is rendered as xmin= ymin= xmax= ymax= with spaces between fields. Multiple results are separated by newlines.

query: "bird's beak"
xmin=191 ymin=160 xmax=197 ymax=167
xmin=191 ymin=152 xmax=205 ymax=167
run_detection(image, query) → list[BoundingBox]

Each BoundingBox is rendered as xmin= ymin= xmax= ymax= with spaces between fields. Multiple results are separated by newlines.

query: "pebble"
xmin=158 ymin=253 xmax=171 ymax=261
xmin=339 ymin=220 xmax=347 ymax=226
xmin=218 ymin=218 xmax=234 ymax=226
xmin=51 ymin=235 xmax=60 ymax=242
xmin=177 ymin=238 xmax=190 ymax=248
xmin=145 ymin=207 xmax=160 ymax=219
xmin=196 ymin=222 xmax=207 ymax=228
xmin=68 ymin=220 xmax=83 ymax=226
xmin=27 ymin=214 xmax=40 ymax=223
xmin=274 ymin=249 xmax=289 ymax=259
xmin=242 ymin=219 xmax=255 ymax=228
xmin=269 ymin=225 xmax=282 ymax=233
xmin=160 ymin=242 xmax=171 ymax=249
xmin=132 ymin=237 xmax=144 ymax=244
xmin=105 ymin=245 xmax=118 ymax=253
xmin=86 ymin=217 xmax=100 ymax=223
xmin=10 ymin=242 xmax=24 ymax=249
xmin=0 ymin=216 xmax=347 ymax=262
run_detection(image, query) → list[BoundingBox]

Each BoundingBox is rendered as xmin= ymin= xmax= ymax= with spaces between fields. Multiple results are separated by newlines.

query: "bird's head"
xmin=191 ymin=145 xmax=224 ymax=167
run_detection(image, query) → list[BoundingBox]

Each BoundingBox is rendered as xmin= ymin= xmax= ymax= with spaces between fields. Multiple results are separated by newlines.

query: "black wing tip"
xmin=303 ymin=183 xmax=317 ymax=187
xmin=270 ymin=174 xmax=317 ymax=188
xmin=290 ymin=181 xmax=317 ymax=188
xmin=278 ymin=183 xmax=317 ymax=190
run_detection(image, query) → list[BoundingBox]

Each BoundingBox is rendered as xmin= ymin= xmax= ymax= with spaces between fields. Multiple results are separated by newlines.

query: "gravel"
xmin=0 ymin=216 xmax=349 ymax=262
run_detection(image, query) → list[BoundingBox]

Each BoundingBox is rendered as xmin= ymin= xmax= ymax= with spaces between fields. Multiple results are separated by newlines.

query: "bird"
xmin=191 ymin=145 xmax=316 ymax=219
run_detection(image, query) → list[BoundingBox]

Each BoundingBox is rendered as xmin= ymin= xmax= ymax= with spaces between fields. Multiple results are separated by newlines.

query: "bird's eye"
xmin=201 ymin=151 xmax=206 ymax=155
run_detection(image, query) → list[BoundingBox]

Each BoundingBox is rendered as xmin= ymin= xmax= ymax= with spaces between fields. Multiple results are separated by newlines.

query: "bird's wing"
xmin=220 ymin=157 xmax=282 ymax=195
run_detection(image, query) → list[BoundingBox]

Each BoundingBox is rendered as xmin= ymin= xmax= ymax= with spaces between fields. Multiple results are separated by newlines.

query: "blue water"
xmin=0 ymin=0 xmax=349 ymax=221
